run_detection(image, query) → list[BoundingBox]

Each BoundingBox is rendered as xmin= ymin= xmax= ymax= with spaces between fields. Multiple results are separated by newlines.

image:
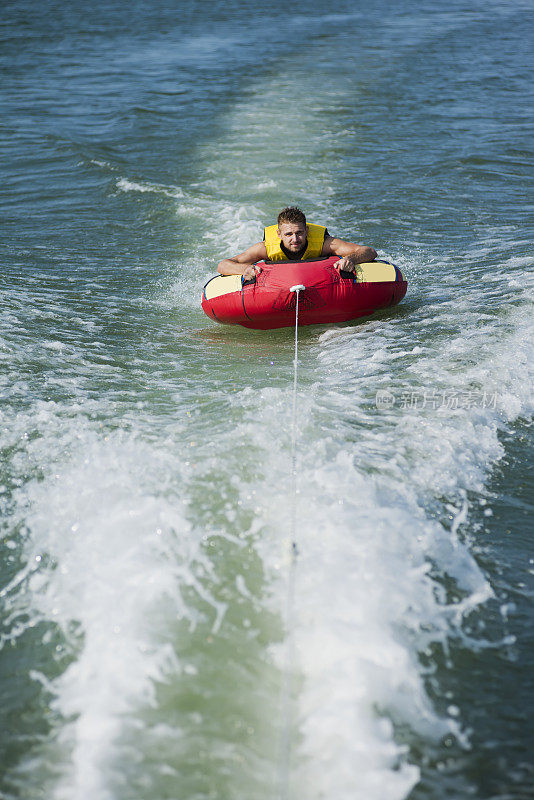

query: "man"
xmin=217 ymin=206 xmax=377 ymax=281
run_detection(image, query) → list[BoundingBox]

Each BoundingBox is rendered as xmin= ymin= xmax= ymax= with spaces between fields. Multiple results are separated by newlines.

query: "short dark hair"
xmin=277 ymin=206 xmax=307 ymax=227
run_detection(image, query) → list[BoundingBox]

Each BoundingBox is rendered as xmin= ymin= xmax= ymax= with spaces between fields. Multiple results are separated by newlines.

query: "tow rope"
xmin=277 ymin=283 xmax=306 ymax=800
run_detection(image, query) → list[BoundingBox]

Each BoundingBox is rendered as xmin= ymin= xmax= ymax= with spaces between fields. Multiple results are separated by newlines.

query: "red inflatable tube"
xmin=201 ymin=256 xmax=407 ymax=330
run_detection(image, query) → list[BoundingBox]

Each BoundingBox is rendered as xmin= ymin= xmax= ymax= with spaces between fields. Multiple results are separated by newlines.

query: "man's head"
xmin=277 ymin=206 xmax=308 ymax=253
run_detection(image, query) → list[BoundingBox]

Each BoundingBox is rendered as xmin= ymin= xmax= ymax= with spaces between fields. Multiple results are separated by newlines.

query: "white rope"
xmin=277 ymin=284 xmax=305 ymax=800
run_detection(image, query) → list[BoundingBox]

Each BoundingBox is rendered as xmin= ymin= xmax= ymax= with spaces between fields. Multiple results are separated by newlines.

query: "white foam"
xmin=116 ymin=177 xmax=184 ymax=198
xmin=6 ymin=407 xmax=213 ymax=799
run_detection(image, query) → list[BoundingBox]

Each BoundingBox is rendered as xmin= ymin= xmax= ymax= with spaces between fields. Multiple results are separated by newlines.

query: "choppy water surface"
xmin=1 ymin=1 xmax=533 ymax=798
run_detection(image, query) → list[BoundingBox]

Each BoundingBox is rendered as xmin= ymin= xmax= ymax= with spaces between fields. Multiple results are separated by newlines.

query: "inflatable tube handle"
xmin=242 ymin=262 xmax=264 ymax=287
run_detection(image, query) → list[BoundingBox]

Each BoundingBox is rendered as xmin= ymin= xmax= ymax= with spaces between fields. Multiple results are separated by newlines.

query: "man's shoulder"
xmin=321 ymin=231 xmax=335 ymax=253
xmin=249 ymin=240 xmax=268 ymax=258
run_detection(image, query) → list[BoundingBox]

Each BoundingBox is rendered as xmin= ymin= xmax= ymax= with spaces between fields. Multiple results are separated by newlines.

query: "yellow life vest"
xmin=263 ymin=223 xmax=327 ymax=262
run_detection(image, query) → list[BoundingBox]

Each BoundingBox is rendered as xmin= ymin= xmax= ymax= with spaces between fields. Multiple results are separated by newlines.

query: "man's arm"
xmin=217 ymin=242 xmax=268 ymax=279
xmin=322 ymin=236 xmax=377 ymax=272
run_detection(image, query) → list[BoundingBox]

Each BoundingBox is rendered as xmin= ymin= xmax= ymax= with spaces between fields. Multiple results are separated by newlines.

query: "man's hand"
xmin=333 ymin=256 xmax=356 ymax=272
xmin=242 ymin=263 xmax=262 ymax=281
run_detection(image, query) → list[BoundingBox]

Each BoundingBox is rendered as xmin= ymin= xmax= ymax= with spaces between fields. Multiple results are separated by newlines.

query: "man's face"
xmin=277 ymin=222 xmax=308 ymax=252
